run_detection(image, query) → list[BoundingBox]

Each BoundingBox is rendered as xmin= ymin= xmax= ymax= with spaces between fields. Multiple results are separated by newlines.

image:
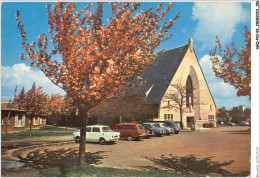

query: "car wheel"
xmin=99 ymin=138 xmax=106 ymax=145
xmin=75 ymin=136 xmax=80 ymax=143
xmin=175 ymin=131 xmax=179 ymax=134
xmin=156 ymin=133 xmax=162 ymax=137
xmin=127 ymin=135 xmax=134 ymax=141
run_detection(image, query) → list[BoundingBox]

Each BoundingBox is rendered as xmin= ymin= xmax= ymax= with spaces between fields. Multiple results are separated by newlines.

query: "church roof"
xmin=132 ymin=44 xmax=189 ymax=104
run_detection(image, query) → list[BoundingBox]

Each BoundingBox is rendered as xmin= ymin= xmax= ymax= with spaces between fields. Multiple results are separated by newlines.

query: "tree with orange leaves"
xmin=210 ymin=26 xmax=251 ymax=100
xmin=47 ymin=93 xmax=64 ymax=125
xmin=15 ymin=83 xmax=48 ymax=136
xmin=16 ymin=2 xmax=180 ymax=165
xmin=47 ymin=93 xmax=75 ymax=127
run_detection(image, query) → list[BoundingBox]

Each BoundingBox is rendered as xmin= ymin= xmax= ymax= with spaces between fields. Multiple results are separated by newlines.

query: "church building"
xmin=134 ymin=38 xmax=216 ymax=129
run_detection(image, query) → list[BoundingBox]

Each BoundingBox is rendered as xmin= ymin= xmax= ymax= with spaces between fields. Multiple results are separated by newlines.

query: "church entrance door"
xmin=186 ymin=117 xmax=194 ymax=129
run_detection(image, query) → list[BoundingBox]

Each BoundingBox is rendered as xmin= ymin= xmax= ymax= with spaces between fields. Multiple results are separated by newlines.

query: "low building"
xmin=1 ymin=107 xmax=47 ymax=133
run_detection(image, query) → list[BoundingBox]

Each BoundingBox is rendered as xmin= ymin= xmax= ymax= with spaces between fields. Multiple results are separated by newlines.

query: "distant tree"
xmin=47 ymin=93 xmax=75 ymax=127
xmin=15 ymin=83 xmax=48 ymax=135
xmin=31 ymin=82 xmax=36 ymax=91
xmin=18 ymin=87 xmax=26 ymax=99
xmin=244 ymin=107 xmax=251 ymax=120
xmin=162 ymin=80 xmax=194 ymax=129
xmin=47 ymin=93 xmax=64 ymax=125
xmin=229 ymin=107 xmax=242 ymax=124
xmin=210 ymin=26 xmax=251 ymax=99
xmin=217 ymin=106 xmax=229 ymax=121
xmin=14 ymin=85 xmax=18 ymax=98
xmin=6 ymin=99 xmax=14 ymax=108
xmin=90 ymin=94 xmax=153 ymax=124
xmin=16 ymin=2 xmax=180 ymax=165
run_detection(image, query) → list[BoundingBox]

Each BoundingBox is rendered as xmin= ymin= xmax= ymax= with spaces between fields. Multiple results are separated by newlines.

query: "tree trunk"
xmin=5 ymin=111 xmax=10 ymax=134
xmin=55 ymin=116 xmax=57 ymax=126
xmin=119 ymin=114 xmax=123 ymax=123
xmin=29 ymin=116 xmax=33 ymax=136
xmin=78 ymin=107 xmax=87 ymax=165
xmin=66 ymin=114 xmax=68 ymax=131
xmin=180 ymin=109 xmax=183 ymax=129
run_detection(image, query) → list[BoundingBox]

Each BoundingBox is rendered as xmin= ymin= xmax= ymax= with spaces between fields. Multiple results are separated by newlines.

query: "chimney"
xmin=188 ymin=38 xmax=193 ymax=52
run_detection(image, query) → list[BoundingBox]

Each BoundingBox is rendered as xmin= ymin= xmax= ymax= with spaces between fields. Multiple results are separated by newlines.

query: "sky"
xmin=1 ymin=2 xmax=251 ymax=109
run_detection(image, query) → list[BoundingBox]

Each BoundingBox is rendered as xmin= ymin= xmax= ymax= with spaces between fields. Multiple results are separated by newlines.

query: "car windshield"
xmin=153 ymin=124 xmax=160 ymax=127
xmin=102 ymin=127 xmax=112 ymax=132
xmin=144 ymin=124 xmax=151 ymax=128
xmin=138 ymin=125 xmax=144 ymax=129
xmin=162 ymin=123 xmax=167 ymax=127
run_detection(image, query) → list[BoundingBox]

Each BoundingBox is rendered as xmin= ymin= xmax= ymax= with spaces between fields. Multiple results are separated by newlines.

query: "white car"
xmin=240 ymin=121 xmax=250 ymax=126
xmin=73 ymin=125 xmax=120 ymax=145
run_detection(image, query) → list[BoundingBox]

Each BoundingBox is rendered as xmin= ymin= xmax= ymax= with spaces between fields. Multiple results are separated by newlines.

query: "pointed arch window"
xmin=186 ymin=75 xmax=193 ymax=107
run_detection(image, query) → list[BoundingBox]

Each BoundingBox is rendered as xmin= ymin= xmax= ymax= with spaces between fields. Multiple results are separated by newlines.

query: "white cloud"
xmin=1 ymin=63 xmax=65 ymax=101
xmin=199 ymin=55 xmax=250 ymax=109
xmin=192 ymin=2 xmax=250 ymax=50
xmin=199 ymin=55 xmax=216 ymax=82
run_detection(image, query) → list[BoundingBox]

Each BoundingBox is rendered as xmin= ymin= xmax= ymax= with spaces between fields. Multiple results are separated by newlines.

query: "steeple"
xmin=188 ymin=38 xmax=193 ymax=52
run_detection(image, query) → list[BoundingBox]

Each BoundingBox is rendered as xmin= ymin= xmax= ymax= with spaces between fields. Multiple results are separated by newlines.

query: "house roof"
xmin=1 ymin=108 xmax=26 ymax=112
xmin=132 ymin=44 xmax=189 ymax=104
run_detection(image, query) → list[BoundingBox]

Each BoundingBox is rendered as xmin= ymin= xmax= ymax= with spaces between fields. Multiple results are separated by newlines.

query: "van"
xmin=112 ymin=123 xmax=147 ymax=141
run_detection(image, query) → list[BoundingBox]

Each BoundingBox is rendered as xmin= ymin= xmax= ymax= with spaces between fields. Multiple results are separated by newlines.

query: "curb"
xmin=3 ymin=141 xmax=75 ymax=161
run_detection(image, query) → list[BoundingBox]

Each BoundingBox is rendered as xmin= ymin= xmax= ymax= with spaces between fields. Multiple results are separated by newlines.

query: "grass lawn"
xmin=39 ymin=165 xmax=199 ymax=177
xmin=1 ymin=125 xmax=75 ymax=141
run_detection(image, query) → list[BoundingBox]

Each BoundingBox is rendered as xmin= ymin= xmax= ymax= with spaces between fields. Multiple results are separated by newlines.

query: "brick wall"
xmin=1 ymin=109 xmax=46 ymax=133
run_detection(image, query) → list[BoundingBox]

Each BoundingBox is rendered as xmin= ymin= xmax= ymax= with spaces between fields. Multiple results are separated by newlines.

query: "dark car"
xmin=227 ymin=121 xmax=236 ymax=126
xmin=156 ymin=122 xmax=175 ymax=135
xmin=142 ymin=125 xmax=156 ymax=138
xmin=163 ymin=121 xmax=182 ymax=134
xmin=143 ymin=123 xmax=166 ymax=137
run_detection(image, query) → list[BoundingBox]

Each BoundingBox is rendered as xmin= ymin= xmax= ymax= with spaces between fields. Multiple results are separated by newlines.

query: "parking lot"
xmin=10 ymin=126 xmax=250 ymax=176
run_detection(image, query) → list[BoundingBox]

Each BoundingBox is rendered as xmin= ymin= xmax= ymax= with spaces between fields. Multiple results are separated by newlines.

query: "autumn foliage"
xmin=15 ymin=84 xmax=48 ymax=135
xmin=47 ymin=94 xmax=75 ymax=125
xmin=15 ymin=86 xmax=48 ymax=116
xmin=210 ymin=26 xmax=251 ymax=99
xmin=16 ymin=2 xmax=180 ymax=109
xmin=16 ymin=2 xmax=180 ymax=165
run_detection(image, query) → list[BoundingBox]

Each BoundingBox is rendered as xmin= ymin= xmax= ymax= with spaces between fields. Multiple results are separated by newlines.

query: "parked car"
xmin=162 ymin=121 xmax=182 ymax=134
xmin=143 ymin=123 xmax=167 ymax=136
xmin=142 ymin=125 xmax=156 ymax=138
xmin=142 ymin=124 xmax=157 ymax=138
xmin=240 ymin=121 xmax=250 ymax=126
xmin=73 ymin=125 xmax=120 ymax=145
xmin=156 ymin=122 xmax=175 ymax=135
xmin=112 ymin=123 xmax=147 ymax=141
xmin=227 ymin=121 xmax=236 ymax=126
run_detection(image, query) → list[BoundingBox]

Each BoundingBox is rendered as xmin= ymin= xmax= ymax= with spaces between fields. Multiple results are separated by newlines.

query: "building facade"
xmin=134 ymin=38 xmax=216 ymax=129
xmin=1 ymin=107 xmax=47 ymax=133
